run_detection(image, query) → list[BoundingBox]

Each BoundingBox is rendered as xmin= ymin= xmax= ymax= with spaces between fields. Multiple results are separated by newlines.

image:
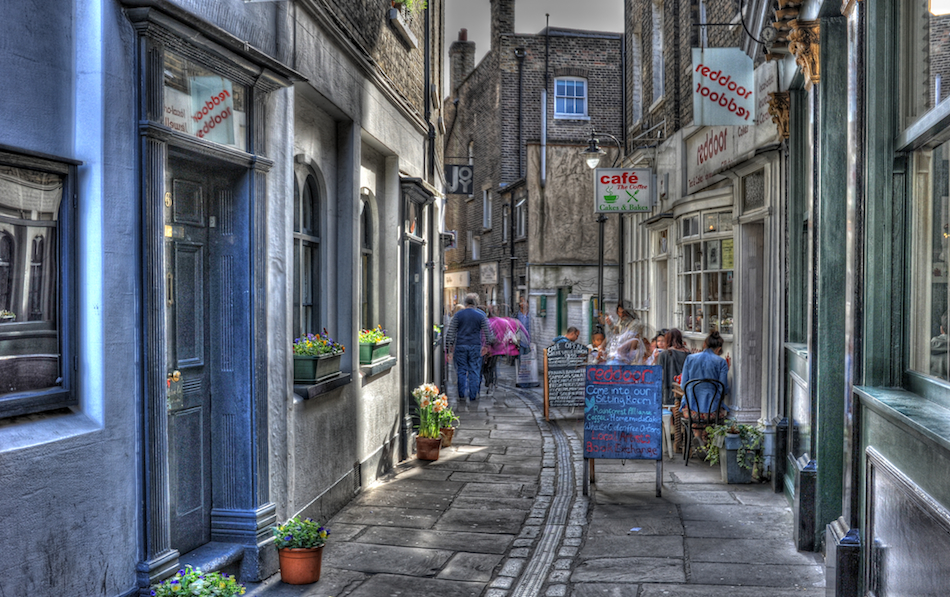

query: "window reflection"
xmin=0 ymin=165 xmax=62 ymax=393
xmin=926 ymin=143 xmax=950 ymax=380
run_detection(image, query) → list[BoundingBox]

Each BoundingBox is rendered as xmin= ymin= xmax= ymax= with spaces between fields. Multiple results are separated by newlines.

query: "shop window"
xmin=677 ymin=211 xmax=733 ymax=336
xmin=293 ymin=171 xmax=321 ymax=340
xmin=0 ymin=153 xmax=76 ymax=418
xmin=554 ymin=78 xmax=588 ymax=118
xmin=163 ymin=51 xmax=247 ymax=151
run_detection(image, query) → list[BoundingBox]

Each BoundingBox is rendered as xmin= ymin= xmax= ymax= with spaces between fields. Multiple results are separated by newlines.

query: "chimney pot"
xmin=459 ymin=28 xmax=468 ymax=41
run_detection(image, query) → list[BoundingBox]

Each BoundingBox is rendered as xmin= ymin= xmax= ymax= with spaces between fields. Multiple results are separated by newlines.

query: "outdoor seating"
xmin=681 ymin=378 xmax=726 ymax=465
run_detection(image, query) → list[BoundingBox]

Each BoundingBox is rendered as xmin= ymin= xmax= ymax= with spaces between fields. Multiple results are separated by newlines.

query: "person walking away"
xmin=659 ymin=328 xmax=690 ymax=405
xmin=446 ymin=293 xmax=496 ymax=401
xmin=482 ymin=308 xmax=504 ymax=395
xmin=679 ymin=330 xmax=730 ymax=443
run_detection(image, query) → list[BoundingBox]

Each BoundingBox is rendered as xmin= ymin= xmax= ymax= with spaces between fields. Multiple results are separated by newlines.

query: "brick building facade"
xmin=444 ymin=0 xmax=622 ymax=347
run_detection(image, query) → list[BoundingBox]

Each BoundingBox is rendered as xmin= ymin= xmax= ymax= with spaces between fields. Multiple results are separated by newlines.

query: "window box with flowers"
xmin=293 ymin=329 xmax=345 ymax=384
xmin=359 ymin=326 xmax=392 ymax=364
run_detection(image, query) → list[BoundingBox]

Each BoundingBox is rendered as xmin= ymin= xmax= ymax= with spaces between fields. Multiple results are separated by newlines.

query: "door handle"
xmin=166 ymin=272 xmax=174 ymax=306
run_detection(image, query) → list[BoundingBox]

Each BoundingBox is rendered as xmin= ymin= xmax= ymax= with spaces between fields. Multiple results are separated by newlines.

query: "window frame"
xmin=293 ymin=170 xmax=322 ymax=340
xmin=360 ymin=193 xmax=375 ymax=330
xmin=515 ymin=200 xmax=527 ymax=239
xmin=676 ymin=210 xmax=734 ymax=338
xmin=0 ymin=147 xmax=78 ymax=419
xmin=554 ymin=76 xmax=590 ymax=119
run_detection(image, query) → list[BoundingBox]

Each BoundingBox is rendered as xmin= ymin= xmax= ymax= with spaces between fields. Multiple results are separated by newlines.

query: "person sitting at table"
xmin=679 ymin=330 xmax=729 ymax=442
xmin=659 ymin=328 xmax=689 ymax=405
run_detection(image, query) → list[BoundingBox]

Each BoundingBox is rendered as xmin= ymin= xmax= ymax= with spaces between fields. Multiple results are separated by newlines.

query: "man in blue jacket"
xmin=446 ymin=293 xmax=496 ymax=401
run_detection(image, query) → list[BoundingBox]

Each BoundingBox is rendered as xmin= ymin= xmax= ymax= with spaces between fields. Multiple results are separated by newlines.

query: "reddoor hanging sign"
xmin=594 ymin=168 xmax=653 ymax=214
xmin=692 ymin=48 xmax=754 ymax=126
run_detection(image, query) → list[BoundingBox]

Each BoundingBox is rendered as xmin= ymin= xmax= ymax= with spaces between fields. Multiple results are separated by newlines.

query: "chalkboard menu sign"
xmin=543 ymin=341 xmax=589 ymax=418
xmin=584 ymin=365 xmax=663 ymax=460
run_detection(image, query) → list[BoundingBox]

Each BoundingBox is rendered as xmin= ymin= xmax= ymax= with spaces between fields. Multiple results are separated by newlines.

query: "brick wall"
xmin=444 ymin=19 xmax=622 ymax=307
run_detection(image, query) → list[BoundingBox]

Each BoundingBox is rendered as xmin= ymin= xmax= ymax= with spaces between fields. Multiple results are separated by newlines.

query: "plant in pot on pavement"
xmin=359 ymin=325 xmax=392 ymax=364
xmin=437 ymin=401 xmax=460 ymax=448
xmin=292 ymin=329 xmax=345 ymax=384
xmin=704 ymin=420 xmax=764 ymax=483
xmin=413 ymin=383 xmax=445 ymax=460
xmin=273 ymin=516 xmax=330 ymax=585
xmin=150 ymin=565 xmax=245 ymax=596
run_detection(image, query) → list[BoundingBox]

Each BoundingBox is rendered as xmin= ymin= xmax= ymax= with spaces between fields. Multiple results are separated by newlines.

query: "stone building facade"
xmin=444 ymin=0 xmax=622 ymax=347
xmin=0 ymin=1 xmax=444 ymax=595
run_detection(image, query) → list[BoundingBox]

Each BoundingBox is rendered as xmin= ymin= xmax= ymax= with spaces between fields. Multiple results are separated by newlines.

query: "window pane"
xmin=0 ymin=165 xmax=63 ymax=393
xmin=556 ymin=97 xmax=566 ymax=114
xmin=916 ymin=141 xmax=950 ymax=379
xmin=293 ymin=240 xmax=300 ymax=339
xmin=556 ymin=80 xmax=566 ymax=95
xmin=303 ymin=175 xmax=318 ymax=236
xmin=163 ymin=51 xmax=247 ymax=151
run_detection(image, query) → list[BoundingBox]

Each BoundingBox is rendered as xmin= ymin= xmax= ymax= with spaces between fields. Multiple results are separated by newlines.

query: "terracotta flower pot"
xmin=440 ymin=427 xmax=455 ymax=447
xmin=416 ymin=436 xmax=441 ymax=460
xmin=278 ymin=546 xmax=324 ymax=584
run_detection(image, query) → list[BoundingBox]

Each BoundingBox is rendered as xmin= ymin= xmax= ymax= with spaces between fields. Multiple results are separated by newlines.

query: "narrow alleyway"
xmin=246 ymin=364 xmax=825 ymax=597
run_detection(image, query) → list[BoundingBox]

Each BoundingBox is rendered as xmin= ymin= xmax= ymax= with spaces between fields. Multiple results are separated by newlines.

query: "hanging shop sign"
xmin=686 ymin=62 xmax=782 ymax=194
xmin=445 ymin=164 xmax=474 ymax=196
xmin=480 ymin=262 xmax=498 ymax=285
xmin=692 ymin=48 xmax=755 ymax=126
xmin=444 ymin=271 xmax=470 ymax=288
xmin=594 ymin=168 xmax=654 ymax=214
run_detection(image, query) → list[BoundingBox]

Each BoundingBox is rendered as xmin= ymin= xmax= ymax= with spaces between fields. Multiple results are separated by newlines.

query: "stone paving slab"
xmin=433 ymin=507 xmax=528 ymax=534
xmin=354 ymin=526 xmax=514 ymax=554
xmin=500 ymin=463 xmax=544 ymax=476
xmin=343 ymin=573 xmax=484 ymax=597
xmin=685 ymin=537 xmax=824 ymax=566
xmin=448 ymin=472 xmax=540 ymax=484
xmin=322 ymin=542 xmax=452 ymax=576
xmin=451 ymin=495 xmax=537 ymax=511
xmin=427 ymin=460 xmax=505 ymax=474
xmin=689 ymin=562 xmax=827 ymax=588
xmin=570 ymin=557 xmax=686 ymax=583
xmin=570 ymin=583 xmax=639 ymax=597
xmin=458 ymin=482 xmax=537 ymax=498
xmin=324 ymin=523 xmax=364 ymax=542
xmin=662 ymin=490 xmax=739 ymax=505
xmin=350 ymin=489 xmax=455 ymax=509
xmin=470 ymin=437 xmax=544 ymax=448
xmin=502 ymin=446 xmax=547 ymax=456
xmin=437 ymin=552 xmax=504 ymax=582
xmin=243 ymin=567 xmax=368 ymax=596
xmin=368 ymin=478 xmax=464 ymax=495
xmin=579 ymin=534 xmax=684 ymax=558
xmin=683 ymin=518 xmax=797 ymax=540
xmin=678 ymin=503 xmax=792 ymax=522
xmin=331 ymin=505 xmax=440 ymax=529
xmin=638 ymin=585 xmax=826 ymax=597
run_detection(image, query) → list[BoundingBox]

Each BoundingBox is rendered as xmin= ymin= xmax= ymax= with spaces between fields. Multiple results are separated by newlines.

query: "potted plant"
xmin=392 ymin=0 xmax=427 ymax=14
xmin=293 ymin=329 xmax=345 ymax=384
xmin=438 ymin=401 xmax=460 ymax=448
xmin=0 ymin=309 xmax=14 ymax=322
xmin=150 ymin=565 xmax=245 ymax=596
xmin=359 ymin=325 xmax=392 ymax=364
xmin=704 ymin=420 xmax=764 ymax=484
xmin=273 ymin=516 xmax=330 ymax=585
xmin=413 ymin=383 xmax=444 ymax=460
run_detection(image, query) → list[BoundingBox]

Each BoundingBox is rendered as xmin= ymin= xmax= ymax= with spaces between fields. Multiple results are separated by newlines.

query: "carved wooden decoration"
xmin=768 ymin=91 xmax=791 ymax=140
xmin=789 ymin=20 xmax=820 ymax=88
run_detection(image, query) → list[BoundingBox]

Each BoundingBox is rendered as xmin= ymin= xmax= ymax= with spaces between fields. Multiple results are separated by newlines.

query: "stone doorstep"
xmin=178 ymin=541 xmax=244 ymax=578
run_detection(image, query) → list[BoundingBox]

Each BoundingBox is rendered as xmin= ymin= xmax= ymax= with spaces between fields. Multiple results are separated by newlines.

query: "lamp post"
xmin=582 ymin=129 xmax=621 ymax=325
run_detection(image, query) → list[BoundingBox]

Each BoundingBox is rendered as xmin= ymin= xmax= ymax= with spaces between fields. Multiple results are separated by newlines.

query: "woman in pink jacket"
xmin=484 ymin=312 xmax=527 ymax=394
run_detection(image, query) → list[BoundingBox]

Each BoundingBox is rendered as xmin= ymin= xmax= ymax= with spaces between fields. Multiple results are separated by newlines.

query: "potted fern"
xmin=704 ymin=420 xmax=764 ymax=484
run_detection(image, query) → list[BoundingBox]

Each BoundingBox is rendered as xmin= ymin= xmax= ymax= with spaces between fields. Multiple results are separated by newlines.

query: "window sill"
xmin=293 ymin=372 xmax=352 ymax=400
xmin=360 ymin=355 xmax=397 ymax=380
xmin=649 ymin=96 xmax=666 ymax=114
xmin=515 ymin=236 xmax=527 ymax=242
xmin=482 ymin=227 xmax=492 ymax=234
xmin=388 ymin=8 xmax=419 ymax=49
xmin=855 ymin=386 xmax=950 ymax=454
xmin=553 ymin=114 xmax=591 ymax=121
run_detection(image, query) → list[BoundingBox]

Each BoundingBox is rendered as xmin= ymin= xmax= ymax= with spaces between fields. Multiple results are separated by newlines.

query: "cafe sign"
xmin=594 ymin=168 xmax=653 ymax=214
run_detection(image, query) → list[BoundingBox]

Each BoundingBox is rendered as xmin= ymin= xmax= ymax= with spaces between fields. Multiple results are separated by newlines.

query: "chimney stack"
xmin=449 ymin=29 xmax=476 ymax=94
xmin=490 ymin=0 xmax=515 ymax=52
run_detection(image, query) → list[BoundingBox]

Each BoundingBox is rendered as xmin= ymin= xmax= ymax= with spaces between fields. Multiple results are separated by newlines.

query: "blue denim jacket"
xmin=680 ymin=349 xmax=730 ymax=413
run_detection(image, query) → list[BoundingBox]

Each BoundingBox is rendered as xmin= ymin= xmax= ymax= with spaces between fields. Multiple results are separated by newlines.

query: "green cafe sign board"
xmin=594 ymin=168 xmax=654 ymax=214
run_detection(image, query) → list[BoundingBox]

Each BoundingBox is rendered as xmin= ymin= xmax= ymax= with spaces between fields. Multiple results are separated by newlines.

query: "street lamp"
xmin=582 ymin=129 xmax=622 ymax=328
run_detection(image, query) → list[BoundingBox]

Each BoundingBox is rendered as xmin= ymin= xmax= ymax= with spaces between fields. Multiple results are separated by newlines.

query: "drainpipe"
xmin=424 ymin=4 xmax=435 ymax=182
xmin=618 ymin=33 xmax=626 ymax=302
xmin=541 ymin=14 xmax=549 ymax=188
xmin=513 ymin=47 xmax=526 ymax=316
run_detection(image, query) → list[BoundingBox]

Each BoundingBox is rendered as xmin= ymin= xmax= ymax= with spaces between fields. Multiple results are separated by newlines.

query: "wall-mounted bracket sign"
xmin=445 ymin=164 xmax=474 ymax=196
xmin=692 ymin=48 xmax=754 ymax=126
xmin=594 ymin=168 xmax=653 ymax=214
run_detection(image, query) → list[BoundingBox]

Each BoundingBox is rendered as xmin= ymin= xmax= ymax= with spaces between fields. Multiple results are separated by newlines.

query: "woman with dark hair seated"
xmin=679 ymin=330 xmax=730 ymax=441
xmin=659 ymin=328 xmax=689 ymax=405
